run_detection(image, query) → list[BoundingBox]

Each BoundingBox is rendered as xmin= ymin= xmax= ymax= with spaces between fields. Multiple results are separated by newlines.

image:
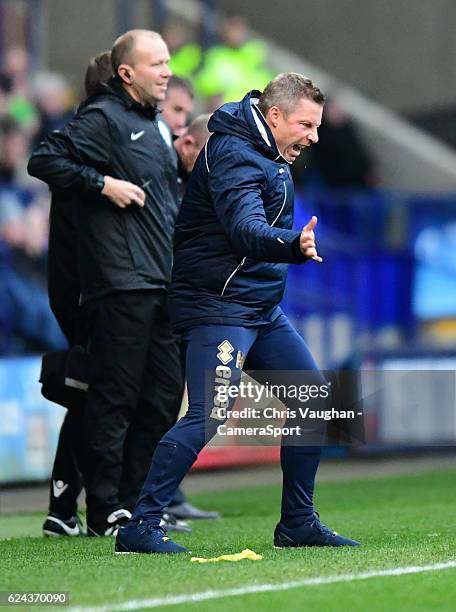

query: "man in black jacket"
xmin=42 ymin=51 xmax=112 ymax=538
xmin=29 ymin=30 xmax=185 ymax=536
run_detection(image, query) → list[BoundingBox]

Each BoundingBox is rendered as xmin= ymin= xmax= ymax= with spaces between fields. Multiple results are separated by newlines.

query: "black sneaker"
xmin=87 ymin=508 xmax=132 ymax=537
xmin=160 ymin=511 xmax=192 ymax=533
xmin=274 ymin=513 xmax=361 ymax=548
xmin=43 ymin=513 xmax=84 ymax=537
xmin=115 ymin=521 xmax=190 ymax=554
xmin=166 ymin=502 xmax=221 ymax=521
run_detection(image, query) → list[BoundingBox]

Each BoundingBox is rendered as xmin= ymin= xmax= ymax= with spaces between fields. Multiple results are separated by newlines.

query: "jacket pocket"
xmin=220 ymin=257 xmax=246 ymax=296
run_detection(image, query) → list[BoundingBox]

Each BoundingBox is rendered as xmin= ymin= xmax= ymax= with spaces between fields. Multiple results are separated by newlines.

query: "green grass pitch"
xmin=1 ymin=468 xmax=456 ymax=611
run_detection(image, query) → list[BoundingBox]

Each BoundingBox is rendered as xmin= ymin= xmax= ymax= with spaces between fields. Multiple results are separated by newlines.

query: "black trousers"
xmin=81 ymin=289 xmax=184 ymax=527
xmin=47 ymin=196 xmax=185 ymax=519
xmin=48 ymin=290 xmax=186 ymax=520
xmin=47 ymin=195 xmax=86 ymax=517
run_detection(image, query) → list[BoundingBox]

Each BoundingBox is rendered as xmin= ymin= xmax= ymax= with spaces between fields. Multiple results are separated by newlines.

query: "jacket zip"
xmin=221 ymin=180 xmax=287 ymax=297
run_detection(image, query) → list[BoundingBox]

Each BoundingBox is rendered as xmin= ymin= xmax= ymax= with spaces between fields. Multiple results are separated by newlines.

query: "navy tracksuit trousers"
xmin=131 ymin=313 xmax=325 ymax=528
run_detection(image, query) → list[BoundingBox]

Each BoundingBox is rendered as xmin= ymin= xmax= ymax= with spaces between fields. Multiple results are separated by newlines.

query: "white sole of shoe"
xmin=43 ymin=516 xmax=81 ymax=537
xmin=43 ymin=530 xmax=62 ymax=537
xmin=114 ymin=551 xmax=135 ymax=555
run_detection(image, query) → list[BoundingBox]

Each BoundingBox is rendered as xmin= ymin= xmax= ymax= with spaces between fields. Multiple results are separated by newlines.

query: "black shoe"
xmin=274 ymin=513 xmax=361 ymax=548
xmin=115 ymin=521 xmax=190 ymax=554
xmin=87 ymin=508 xmax=132 ymax=537
xmin=166 ymin=501 xmax=221 ymax=521
xmin=43 ymin=513 xmax=84 ymax=537
xmin=160 ymin=511 xmax=192 ymax=533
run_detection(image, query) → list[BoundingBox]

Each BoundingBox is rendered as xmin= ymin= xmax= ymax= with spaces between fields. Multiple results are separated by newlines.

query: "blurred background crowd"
xmin=0 ymin=44 xmax=73 ymax=354
xmin=0 ymin=0 xmax=455 ymax=366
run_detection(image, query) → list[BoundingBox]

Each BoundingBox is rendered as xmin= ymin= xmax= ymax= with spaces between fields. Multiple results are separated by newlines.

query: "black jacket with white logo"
xmin=28 ymin=78 xmax=178 ymax=302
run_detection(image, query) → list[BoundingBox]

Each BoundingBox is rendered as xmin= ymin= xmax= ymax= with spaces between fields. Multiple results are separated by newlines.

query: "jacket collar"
xmin=108 ymin=77 xmax=159 ymax=120
xmin=250 ymin=98 xmax=289 ymax=165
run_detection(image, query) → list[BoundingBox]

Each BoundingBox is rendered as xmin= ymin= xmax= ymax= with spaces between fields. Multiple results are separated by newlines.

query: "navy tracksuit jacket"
xmin=131 ymin=91 xmax=325 ymax=527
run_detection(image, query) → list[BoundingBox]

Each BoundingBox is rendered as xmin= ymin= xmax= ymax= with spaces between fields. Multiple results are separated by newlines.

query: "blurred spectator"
xmin=194 ymin=13 xmax=274 ymax=109
xmin=159 ymin=75 xmax=194 ymax=137
xmin=163 ymin=20 xmax=203 ymax=81
xmin=0 ymin=46 xmax=30 ymax=95
xmin=0 ymin=46 xmax=37 ymax=131
xmin=32 ymin=71 xmax=74 ymax=146
xmin=0 ymin=194 xmax=65 ymax=353
xmin=0 ymin=194 xmax=47 ymax=277
xmin=0 ymin=119 xmax=38 ymax=189
xmin=174 ymin=113 xmax=211 ymax=179
xmin=173 ymin=113 xmax=211 ymax=203
xmin=0 ymin=114 xmax=63 ymax=353
xmin=308 ymin=99 xmax=376 ymax=189
xmin=0 ymin=195 xmax=27 ymax=252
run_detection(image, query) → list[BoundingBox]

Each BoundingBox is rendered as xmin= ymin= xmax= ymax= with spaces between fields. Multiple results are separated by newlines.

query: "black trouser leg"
xmin=82 ymin=290 xmax=162 ymax=528
xmin=48 ymin=409 xmax=84 ymax=518
xmin=119 ymin=299 xmax=185 ymax=511
xmin=47 ymin=273 xmax=86 ymax=518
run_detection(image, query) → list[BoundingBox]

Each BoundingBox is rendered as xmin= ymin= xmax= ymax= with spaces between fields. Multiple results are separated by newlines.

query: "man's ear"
xmin=118 ymin=64 xmax=133 ymax=85
xmin=267 ymin=106 xmax=281 ymax=128
xmin=182 ymin=134 xmax=195 ymax=151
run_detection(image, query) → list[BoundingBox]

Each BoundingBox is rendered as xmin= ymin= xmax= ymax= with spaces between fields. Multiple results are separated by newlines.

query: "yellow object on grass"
xmin=190 ymin=548 xmax=263 ymax=563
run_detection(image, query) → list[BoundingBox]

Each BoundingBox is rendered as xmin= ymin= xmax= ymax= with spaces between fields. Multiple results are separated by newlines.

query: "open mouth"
xmin=292 ymin=144 xmax=307 ymax=153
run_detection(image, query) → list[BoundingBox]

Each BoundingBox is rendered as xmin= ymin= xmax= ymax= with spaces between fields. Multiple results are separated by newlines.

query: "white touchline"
xmin=64 ymin=560 xmax=456 ymax=612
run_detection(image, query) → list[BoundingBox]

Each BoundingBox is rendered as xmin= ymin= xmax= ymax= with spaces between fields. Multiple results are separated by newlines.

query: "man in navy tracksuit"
xmin=116 ymin=72 xmax=360 ymax=553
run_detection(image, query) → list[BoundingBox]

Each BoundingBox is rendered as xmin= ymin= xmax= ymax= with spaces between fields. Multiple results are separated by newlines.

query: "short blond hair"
xmin=258 ymin=72 xmax=325 ymax=116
